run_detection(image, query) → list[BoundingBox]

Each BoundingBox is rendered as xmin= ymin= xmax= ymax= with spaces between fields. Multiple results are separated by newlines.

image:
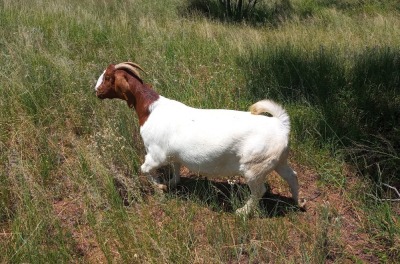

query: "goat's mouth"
xmin=96 ymin=92 xmax=106 ymax=99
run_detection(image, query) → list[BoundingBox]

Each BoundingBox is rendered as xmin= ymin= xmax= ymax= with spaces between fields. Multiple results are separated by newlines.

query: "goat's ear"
xmin=114 ymin=72 xmax=134 ymax=108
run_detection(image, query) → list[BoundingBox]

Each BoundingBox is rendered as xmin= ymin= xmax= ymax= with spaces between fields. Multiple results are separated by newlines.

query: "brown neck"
xmin=125 ymin=74 xmax=160 ymax=126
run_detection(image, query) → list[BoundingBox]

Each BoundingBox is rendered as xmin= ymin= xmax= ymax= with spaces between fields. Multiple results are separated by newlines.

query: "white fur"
xmin=95 ymin=70 xmax=105 ymax=91
xmin=140 ymin=96 xmax=299 ymax=215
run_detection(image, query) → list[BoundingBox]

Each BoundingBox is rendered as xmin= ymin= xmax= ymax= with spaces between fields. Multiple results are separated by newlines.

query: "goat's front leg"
xmin=141 ymin=154 xmax=167 ymax=191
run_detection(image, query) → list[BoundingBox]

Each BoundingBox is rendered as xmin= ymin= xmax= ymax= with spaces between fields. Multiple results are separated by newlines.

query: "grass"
xmin=1 ymin=0 xmax=400 ymax=262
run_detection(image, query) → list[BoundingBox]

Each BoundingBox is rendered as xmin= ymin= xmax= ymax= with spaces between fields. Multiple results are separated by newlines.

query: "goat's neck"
xmin=126 ymin=77 xmax=160 ymax=126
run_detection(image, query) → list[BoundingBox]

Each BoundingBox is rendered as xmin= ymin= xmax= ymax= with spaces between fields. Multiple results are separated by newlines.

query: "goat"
xmin=95 ymin=62 xmax=299 ymax=215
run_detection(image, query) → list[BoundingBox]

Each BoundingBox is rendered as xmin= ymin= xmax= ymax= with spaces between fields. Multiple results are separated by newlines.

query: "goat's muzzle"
xmin=96 ymin=91 xmax=105 ymax=99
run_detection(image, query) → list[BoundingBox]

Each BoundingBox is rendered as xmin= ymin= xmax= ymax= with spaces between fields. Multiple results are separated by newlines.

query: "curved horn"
xmin=115 ymin=61 xmax=147 ymax=77
xmin=120 ymin=62 xmax=147 ymax=75
xmin=114 ymin=62 xmax=146 ymax=82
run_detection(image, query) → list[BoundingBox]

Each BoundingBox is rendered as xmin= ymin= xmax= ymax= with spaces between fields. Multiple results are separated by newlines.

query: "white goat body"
xmin=95 ymin=62 xmax=299 ymax=215
xmin=142 ymin=97 xmax=288 ymax=177
xmin=140 ymin=97 xmax=299 ymax=215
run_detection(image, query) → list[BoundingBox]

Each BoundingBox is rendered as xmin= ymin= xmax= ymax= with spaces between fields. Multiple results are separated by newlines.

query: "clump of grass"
xmin=242 ymin=43 xmax=400 ymax=184
xmin=183 ymin=0 xmax=296 ymax=26
xmin=243 ymin=44 xmax=346 ymax=105
xmin=358 ymin=181 xmax=400 ymax=262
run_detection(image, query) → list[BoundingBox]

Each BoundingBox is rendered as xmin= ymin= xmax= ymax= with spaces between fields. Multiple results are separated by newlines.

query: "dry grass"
xmin=1 ymin=0 xmax=399 ymax=263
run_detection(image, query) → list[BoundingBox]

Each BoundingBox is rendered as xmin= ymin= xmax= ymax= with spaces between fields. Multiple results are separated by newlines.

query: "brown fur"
xmin=96 ymin=64 xmax=160 ymax=126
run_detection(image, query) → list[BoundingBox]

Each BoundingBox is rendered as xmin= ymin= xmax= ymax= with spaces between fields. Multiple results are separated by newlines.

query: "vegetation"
xmin=1 ymin=0 xmax=399 ymax=262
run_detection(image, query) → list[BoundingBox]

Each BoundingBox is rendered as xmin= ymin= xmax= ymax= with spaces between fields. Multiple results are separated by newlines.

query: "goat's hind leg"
xmin=236 ymin=171 xmax=268 ymax=216
xmin=275 ymin=163 xmax=299 ymax=205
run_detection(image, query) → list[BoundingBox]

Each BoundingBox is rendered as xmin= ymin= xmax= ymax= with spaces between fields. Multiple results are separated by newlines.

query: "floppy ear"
xmin=114 ymin=72 xmax=134 ymax=108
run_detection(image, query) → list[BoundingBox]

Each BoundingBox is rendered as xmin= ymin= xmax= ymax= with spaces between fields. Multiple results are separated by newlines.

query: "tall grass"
xmin=1 ymin=0 xmax=399 ymax=262
xmin=243 ymin=44 xmax=400 ymax=183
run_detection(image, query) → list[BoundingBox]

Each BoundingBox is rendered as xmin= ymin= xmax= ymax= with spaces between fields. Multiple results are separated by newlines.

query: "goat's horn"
xmin=114 ymin=62 xmax=146 ymax=81
xmin=115 ymin=62 xmax=147 ymax=75
xmin=121 ymin=62 xmax=147 ymax=75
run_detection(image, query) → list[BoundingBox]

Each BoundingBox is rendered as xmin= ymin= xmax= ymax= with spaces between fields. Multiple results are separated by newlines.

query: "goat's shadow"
xmin=169 ymin=177 xmax=302 ymax=218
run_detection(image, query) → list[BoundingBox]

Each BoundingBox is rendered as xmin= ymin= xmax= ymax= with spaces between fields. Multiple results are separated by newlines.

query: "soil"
xmin=53 ymin=198 xmax=108 ymax=263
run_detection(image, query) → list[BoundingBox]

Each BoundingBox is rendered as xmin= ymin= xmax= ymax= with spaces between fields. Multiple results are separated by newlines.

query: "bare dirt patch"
xmin=52 ymin=198 xmax=107 ymax=263
xmin=289 ymin=162 xmax=379 ymax=262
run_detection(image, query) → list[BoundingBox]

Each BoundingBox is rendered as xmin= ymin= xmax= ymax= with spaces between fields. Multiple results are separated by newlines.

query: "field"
xmin=1 ymin=0 xmax=399 ymax=262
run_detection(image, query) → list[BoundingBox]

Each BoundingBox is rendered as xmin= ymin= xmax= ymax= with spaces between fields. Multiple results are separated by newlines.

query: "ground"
xmin=50 ymin=159 xmax=382 ymax=263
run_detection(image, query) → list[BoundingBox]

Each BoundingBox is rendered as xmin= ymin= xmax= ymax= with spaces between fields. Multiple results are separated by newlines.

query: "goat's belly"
xmin=176 ymin=153 xmax=243 ymax=177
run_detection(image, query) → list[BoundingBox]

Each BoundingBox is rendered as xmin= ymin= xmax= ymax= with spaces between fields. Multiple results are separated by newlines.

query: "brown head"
xmin=95 ymin=62 xmax=145 ymax=99
xmin=94 ymin=62 xmax=159 ymax=125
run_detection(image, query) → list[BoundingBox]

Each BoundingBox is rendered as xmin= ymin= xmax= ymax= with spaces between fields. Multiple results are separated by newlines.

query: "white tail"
xmin=250 ymin=100 xmax=290 ymax=132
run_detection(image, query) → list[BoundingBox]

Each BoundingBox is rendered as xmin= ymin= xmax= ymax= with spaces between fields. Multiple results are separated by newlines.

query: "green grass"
xmin=1 ymin=0 xmax=399 ymax=262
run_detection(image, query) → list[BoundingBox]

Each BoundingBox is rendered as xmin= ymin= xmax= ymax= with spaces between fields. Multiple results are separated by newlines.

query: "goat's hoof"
xmin=150 ymin=182 xmax=168 ymax=194
xmin=299 ymin=198 xmax=307 ymax=207
xmin=235 ymin=207 xmax=251 ymax=218
xmin=155 ymin=183 xmax=168 ymax=192
xmin=298 ymin=198 xmax=307 ymax=211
